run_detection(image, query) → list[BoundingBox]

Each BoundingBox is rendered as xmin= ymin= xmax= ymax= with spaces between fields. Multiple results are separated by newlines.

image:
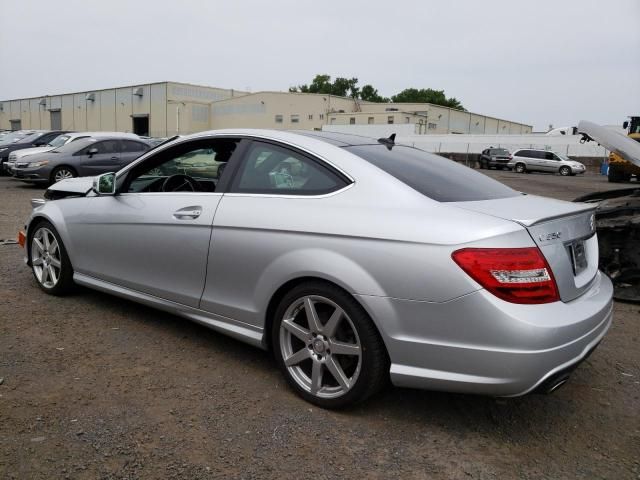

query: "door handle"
xmin=110 ymin=156 xmax=118 ymax=160
xmin=173 ymin=206 xmax=202 ymax=220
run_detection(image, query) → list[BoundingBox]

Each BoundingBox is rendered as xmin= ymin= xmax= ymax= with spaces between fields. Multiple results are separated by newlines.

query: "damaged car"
xmin=18 ymin=129 xmax=613 ymax=408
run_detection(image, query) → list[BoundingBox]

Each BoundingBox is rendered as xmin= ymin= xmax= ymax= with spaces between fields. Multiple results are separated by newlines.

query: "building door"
xmin=132 ymin=115 xmax=149 ymax=136
xmin=50 ymin=110 xmax=61 ymax=130
xmin=10 ymin=120 xmax=21 ymax=131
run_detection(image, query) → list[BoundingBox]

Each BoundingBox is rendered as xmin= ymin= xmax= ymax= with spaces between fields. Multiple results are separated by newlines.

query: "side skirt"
xmin=74 ymin=272 xmax=265 ymax=349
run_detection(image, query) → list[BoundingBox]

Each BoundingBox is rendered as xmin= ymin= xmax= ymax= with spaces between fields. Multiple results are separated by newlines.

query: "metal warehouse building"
xmin=0 ymin=81 xmax=532 ymax=136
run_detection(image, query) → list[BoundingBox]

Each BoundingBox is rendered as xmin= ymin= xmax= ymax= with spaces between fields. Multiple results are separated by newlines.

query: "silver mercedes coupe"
xmin=21 ymin=129 xmax=613 ymax=408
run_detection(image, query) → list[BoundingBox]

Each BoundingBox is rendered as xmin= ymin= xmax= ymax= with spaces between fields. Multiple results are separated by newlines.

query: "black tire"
xmin=272 ymin=281 xmax=389 ymax=409
xmin=50 ymin=166 xmax=77 ymax=185
xmin=479 ymin=159 xmax=486 ymax=169
xmin=559 ymin=166 xmax=571 ymax=176
xmin=28 ymin=220 xmax=75 ymax=295
xmin=514 ymin=162 xmax=526 ymax=174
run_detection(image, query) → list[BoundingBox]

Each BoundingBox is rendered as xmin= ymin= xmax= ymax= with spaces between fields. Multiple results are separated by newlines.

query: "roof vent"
xmin=133 ymin=87 xmax=144 ymax=97
xmin=385 ymin=108 xmax=399 ymax=112
xmin=85 ymin=93 xmax=96 ymax=102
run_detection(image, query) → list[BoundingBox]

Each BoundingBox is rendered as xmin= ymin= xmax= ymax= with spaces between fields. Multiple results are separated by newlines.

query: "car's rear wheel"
xmin=559 ymin=166 xmax=571 ymax=176
xmin=514 ymin=162 xmax=526 ymax=173
xmin=272 ymin=281 xmax=388 ymax=409
xmin=29 ymin=220 xmax=74 ymax=295
xmin=51 ymin=166 xmax=77 ymax=185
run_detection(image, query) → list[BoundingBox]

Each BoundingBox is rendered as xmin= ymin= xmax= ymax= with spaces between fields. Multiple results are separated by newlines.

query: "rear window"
xmin=490 ymin=149 xmax=510 ymax=156
xmin=345 ymin=145 xmax=519 ymax=202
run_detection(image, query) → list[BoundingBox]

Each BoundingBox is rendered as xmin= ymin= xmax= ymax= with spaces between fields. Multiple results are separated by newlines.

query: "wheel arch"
xmin=26 ymin=211 xmax=75 ymax=268
xmin=50 ymin=164 xmax=78 ymax=183
xmin=261 ymin=275 xmax=389 ymax=356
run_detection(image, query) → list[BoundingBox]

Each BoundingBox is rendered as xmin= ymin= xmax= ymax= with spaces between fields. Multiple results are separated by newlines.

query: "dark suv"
xmin=478 ymin=148 xmax=512 ymax=170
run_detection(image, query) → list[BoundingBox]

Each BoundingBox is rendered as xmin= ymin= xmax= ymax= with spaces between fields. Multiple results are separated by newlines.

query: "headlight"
xmin=29 ymin=160 xmax=49 ymax=167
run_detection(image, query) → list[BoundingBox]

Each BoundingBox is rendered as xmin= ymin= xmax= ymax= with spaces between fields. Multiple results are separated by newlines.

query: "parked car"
xmin=508 ymin=149 xmax=586 ymax=175
xmin=0 ymin=130 xmax=69 ymax=174
xmin=13 ymin=136 xmax=150 ymax=185
xmin=6 ymin=131 xmax=140 ymax=175
xmin=478 ymin=147 xmax=512 ymax=169
xmin=0 ymin=130 xmax=37 ymax=146
xmin=20 ymin=130 xmax=612 ymax=408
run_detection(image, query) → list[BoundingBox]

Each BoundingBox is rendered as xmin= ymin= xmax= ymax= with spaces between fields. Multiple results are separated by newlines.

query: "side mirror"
xmin=623 ymin=121 xmax=629 ymax=130
xmin=93 ymin=172 xmax=116 ymax=195
xmin=87 ymin=147 xmax=99 ymax=157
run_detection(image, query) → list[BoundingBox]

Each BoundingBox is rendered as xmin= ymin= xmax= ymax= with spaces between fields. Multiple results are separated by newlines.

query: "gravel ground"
xmin=1 ymin=171 xmax=639 ymax=480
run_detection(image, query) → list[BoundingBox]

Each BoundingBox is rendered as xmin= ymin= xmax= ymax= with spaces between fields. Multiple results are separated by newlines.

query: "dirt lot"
xmin=1 ymin=171 xmax=639 ymax=480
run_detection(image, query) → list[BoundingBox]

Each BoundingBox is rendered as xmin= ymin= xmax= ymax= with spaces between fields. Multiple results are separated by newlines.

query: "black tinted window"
xmin=516 ymin=150 xmax=531 ymax=158
xmin=346 ymin=145 xmax=518 ymax=202
xmin=122 ymin=140 xmax=148 ymax=152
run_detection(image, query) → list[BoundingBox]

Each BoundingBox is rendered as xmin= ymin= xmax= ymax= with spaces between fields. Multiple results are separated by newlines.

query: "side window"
xmin=515 ymin=150 xmax=527 ymax=158
xmin=126 ymin=138 xmax=240 ymax=193
xmin=546 ymin=152 xmax=556 ymax=160
xmin=86 ymin=140 xmax=119 ymax=154
xmin=231 ymin=141 xmax=347 ymax=195
xmin=122 ymin=140 xmax=148 ymax=152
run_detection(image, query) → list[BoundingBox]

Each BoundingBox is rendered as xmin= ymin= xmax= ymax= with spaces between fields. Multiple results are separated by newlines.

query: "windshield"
xmin=48 ymin=134 xmax=71 ymax=148
xmin=0 ymin=131 xmax=31 ymax=145
xmin=17 ymin=132 xmax=47 ymax=144
xmin=556 ymin=153 xmax=572 ymax=161
xmin=346 ymin=144 xmax=519 ymax=202
xmin=51 ymin=137 xmax=97 ymax=153
xmin=491 ymin=149 xmax=510 ymax=156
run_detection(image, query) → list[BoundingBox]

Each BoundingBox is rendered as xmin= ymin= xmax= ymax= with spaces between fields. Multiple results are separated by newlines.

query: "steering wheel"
xmin=161 ymin=174 xmax=202 ymax=192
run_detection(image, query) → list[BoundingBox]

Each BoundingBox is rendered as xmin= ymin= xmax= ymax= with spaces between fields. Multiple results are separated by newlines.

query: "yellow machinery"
xmin=608 ymin=116 xmax=640 ymax=182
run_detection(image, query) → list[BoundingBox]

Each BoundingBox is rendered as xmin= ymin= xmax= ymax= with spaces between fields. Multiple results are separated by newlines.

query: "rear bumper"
xmin=356 ymin=270 xmax=613 ymax=396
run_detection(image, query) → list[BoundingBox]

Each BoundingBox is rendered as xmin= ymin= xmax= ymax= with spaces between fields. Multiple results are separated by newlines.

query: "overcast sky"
xmin=1 ymin=0 xmax=638 ymax=130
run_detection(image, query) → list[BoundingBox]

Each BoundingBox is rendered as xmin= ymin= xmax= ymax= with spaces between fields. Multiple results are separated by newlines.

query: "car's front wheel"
xmin=50 ymin=166 xmax=77 ymax=185
xmin=272 ymin=281 xmax=388 ymax=408
xmin=559 ymin=166 xmax=571 ymax=176
xmin=29 ymin=220 xmax=74 ymax=295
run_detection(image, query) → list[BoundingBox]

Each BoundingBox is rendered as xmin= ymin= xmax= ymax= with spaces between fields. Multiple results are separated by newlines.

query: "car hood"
xmin=578 ymin=120 xmax=640 ymax=167
xmin=46 ymin=176 xmax=94 ymax=196
xmin=12 ymin=146 xmax=53 ymax=159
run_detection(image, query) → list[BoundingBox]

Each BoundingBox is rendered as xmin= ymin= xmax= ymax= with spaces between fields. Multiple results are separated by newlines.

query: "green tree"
xmin=290 ymin=74 xmax=359 ymax=98
xmin=391 ymin=88 xmax=465 ymax=111
xmin=290 ymin=75 xmax=465 ymax=109
xmin=360 ymin=84 xmax=388 ymax=103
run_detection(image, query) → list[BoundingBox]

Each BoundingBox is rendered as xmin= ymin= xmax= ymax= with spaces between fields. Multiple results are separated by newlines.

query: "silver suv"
xmin=508 ymin=149 xmax=586 ymax=176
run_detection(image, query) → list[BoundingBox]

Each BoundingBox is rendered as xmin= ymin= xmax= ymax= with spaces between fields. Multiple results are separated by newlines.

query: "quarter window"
xmin=231 ymin=141 xmax=348 ymax=195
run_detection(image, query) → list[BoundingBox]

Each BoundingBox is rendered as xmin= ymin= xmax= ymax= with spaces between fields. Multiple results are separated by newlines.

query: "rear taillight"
xmin=452 ymin=247 xmax=559 ymax=304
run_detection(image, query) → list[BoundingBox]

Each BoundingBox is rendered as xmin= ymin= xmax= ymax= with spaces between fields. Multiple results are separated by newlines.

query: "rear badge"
xmin=539 ymin=231 xmax=562 ymax=242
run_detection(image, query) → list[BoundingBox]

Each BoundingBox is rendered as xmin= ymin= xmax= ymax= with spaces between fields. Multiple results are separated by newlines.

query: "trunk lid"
xmin=454 ymin=195 xmax=598 ymax=302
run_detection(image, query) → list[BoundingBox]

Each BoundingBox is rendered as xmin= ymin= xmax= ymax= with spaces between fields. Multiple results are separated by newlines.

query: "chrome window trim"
xmin=115 ymin=132 xmax=356 ymax=185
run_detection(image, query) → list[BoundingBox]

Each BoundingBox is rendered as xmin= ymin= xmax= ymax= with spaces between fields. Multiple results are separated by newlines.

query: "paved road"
xmin=1 ymin=172 xmax=638 ymax=479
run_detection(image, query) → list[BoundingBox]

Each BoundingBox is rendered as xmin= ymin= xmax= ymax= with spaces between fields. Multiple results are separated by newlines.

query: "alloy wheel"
xmin=54 ymin=168 xmax=75 ymax=182
xmin=279 ymin=295 xmax=362 ymax=399
xmin=31 ymin=227 xmax=62 ymax=289
xmin=515 ymin=163 xmax=525 ymax=173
